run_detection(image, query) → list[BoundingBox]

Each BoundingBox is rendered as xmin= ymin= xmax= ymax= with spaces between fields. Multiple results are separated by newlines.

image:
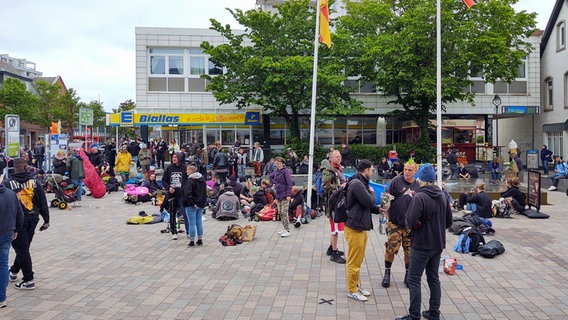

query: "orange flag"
xmin=319 ymin=0 xmax=331 ymax=48
xmin=463 ymin=0 xmax=475 ymax=9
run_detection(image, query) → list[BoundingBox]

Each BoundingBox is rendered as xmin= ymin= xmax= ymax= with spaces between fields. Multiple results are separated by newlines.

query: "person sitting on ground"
xmin=458 ymin=162 xmax=470 ymax=179
xmin=377 ymin=157 xmax=391 ymax=180
xmin=248 ymin=185 xmax=267 ymax=220
xmin=261 ymin=179 xmax=276 ymax=205
xmin=239 ymin=178 xmax=255 ymax=207
xmin=142 ymin=173 xmax=166 ymax=197
xmin=227 ymin=175 xmax=243 ymax=199
xmin=212 ymin=185 xmax=240 ymax=220
xmin=499 ymin=177 xmax=525 ymax=214
xmin=547 ymin=155 xmax=568 ymax=191
xmin=99 ymin=162 xmax=112 ymax=180
xmin=458 ymin=183 xmax=492 ymax=218
xmin=488 ymin=157 xmax=501 ymax=182
xmin=288 ymin=186 xmax=305 ymax=228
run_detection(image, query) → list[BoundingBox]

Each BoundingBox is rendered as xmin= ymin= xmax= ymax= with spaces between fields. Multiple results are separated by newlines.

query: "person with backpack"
xmin=395 ymin=164 xmax=452 ymax=320
xmin=381 ymin=160 xmax=419 ymax=289
xmin=547 ymin=155 xmax=568 ymax=191
xmin=321 ymin=151 xmax=347 ymax=264
xmin=270 ymin=157 xmax=293 ymax=238
xmin=540 ymin=145 xmax=553 ymax=175
xmin=344 ymin=159 xmax=376 ymax=302
xmin=183 ymin=165 xmax=207 ymax=246
xmin=3 ymin=158 xmax=50 ymax=290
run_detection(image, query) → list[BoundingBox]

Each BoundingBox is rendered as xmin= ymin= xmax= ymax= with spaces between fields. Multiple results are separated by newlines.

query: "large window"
xmin=547 ymin=131 xmax=563 ymax=157
xmin=557 ymin=20 xmax=566 ymax=52
xmin=493 ymin=56 xmax=527 ymax=94
xmin=544 ymin=77 xmax=554 ymax=111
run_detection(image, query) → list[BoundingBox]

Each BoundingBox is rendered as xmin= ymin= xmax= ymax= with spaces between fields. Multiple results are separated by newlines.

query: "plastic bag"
xmin=444 ymin=257 xmax=457 ymax=275
xmin=129 ymin=164 xmax=138 ymax=178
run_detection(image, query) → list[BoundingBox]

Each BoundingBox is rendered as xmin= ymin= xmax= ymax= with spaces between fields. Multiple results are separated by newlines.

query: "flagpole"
xmin=306 ymin=0 xmax=322 ymax=210
xmin=436 ymin=0 xmax=442 ymax=186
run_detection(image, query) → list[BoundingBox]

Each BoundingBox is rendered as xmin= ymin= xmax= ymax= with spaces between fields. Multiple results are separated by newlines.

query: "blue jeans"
xmin=408 ymin=248 xmax=442 ymax=320
xmin=542 ymin=159 xmax=549 ymax=175
xmin=35 ymin=156 xmax=44 ymax=170
xmin=491 ymin=170 xmax=501 ymax=181
xmin=185 ymin=206 xmax=204 ymax=241
xmin=0 ymin=234 xmax=13 ymax=302
xmin=72 ymin=178 xmax=84 ymax=201
xmin=238 ymin=164 xmax=246 ymax=178
xmin=450 ymin=164 xmax=458 ymax=180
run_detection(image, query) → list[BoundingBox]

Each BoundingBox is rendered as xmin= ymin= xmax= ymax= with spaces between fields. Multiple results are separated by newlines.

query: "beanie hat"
xmin=417 ymin=164 xmax=436 ymax=182
xmin=90 ymin=143 xmax=99 ymax=149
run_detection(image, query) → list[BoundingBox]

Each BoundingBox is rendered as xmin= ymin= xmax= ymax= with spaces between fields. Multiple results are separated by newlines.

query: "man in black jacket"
xmin=3 ymin=158 xmax=50 ymax=290
xmin=161 ymin=152 xmax=187 ymax=240
xmin=344 ymin=159 xmax=376 ymax=302
xmin=396 ymin=164 xmax=452 ymax=320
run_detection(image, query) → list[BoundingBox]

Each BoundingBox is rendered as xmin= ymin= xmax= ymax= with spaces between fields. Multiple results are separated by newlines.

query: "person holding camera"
xmin=458 ymin=183 xmax=492 ymax=218
xmin=3 ymin=158 xmax=50 ymax=290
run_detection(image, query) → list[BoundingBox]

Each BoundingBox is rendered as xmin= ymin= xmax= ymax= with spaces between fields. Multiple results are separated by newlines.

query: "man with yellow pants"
xmin=344 ymin=160 xmax=376 ymax=302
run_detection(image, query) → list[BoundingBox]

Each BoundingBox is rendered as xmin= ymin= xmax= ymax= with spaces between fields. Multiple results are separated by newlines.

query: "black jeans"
xmin=408 ymin=248 xmax=442 ymax=320
xmin=168 ymin=196 xmax=184 ymax=235
xmin=11 ymin=215 xmax=40 ymax=282
xmin=156 ymin=152 xmax=166 ymax=169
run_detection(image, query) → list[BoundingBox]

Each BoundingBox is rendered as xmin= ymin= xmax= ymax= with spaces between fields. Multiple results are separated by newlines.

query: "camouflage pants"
xmin=385 ymin=221 xmax=411 ymax=257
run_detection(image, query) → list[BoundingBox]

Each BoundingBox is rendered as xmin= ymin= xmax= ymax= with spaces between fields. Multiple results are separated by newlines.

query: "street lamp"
xmin=492 ymin=95 xmax=502 ymax=159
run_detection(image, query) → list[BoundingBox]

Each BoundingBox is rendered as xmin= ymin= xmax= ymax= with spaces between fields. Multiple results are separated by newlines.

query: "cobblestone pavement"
xmin=2 ymin=185 xmax=567 ymax=319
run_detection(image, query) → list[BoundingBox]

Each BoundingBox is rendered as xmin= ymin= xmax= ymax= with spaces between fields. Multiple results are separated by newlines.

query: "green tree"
xmin=34 ymin=79 xmax=66 ymax=130
xmin=336 ymin=0 xmax=537 ymax=146
xmin=58 ymin=88 xmax=81 ymax=134
xmin=201 ymin=0 xmax=364 ymax=138
xmin=0 ymin=78 xmax=37 ymax=121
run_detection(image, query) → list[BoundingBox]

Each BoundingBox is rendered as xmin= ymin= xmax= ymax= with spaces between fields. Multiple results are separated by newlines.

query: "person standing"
xmin=395 ymin=164 xmax=452 ymax=320
xmin=236 ymin=147 xmax=248 ymax=179
xmin=447 ymin=149 xmax=458 ymax=180
xmin=33 ymin=140 xmax=45 ymax=170
xmin=115 ymin=145 xmax=133 ymax=188
xmin=86 ymin=143 xmax=104 ymax=171
xmin=183 ymin=165 xmax=207 ymax=246
xmin=540 ymin=145 xmax=553 ymax=176
xmin=66 ymin=149 xmax=85 ymax=206
xmin=340 ymin=143 xmax=353 ymax=167
xmin=382 ymin=161 xmax=419 ymax=288
xmin=156 ymin=137 xmax=168 ymax=169
xmin=161 ymin=152 xmax=188 ymax=240
xmin=0 ymin=181 xmax=24 ymax=307
xmin=251 ymin=142 xmax=264 ymax=177
xmin=104 ymin=138 xmax=117 ymax=176
xmin=270 ymin=157 xmax=293 ymax=237
xmin=344 ymin=159 xmax=376 ymax=302
xmin=3 ymin=158 xmax=50 ymax=290
xmin=213 ymin=148 xmax=230 ymax=185
xmin=138 ymin=143 xmax=152 ymax=180
xmin=321 ymin=151 xmax=347 ymax=264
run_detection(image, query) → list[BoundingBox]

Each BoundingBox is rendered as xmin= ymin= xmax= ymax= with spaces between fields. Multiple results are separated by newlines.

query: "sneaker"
xmin=15 ymin=280 xmax=35 ymax=290
xmin=330 ymin=252 xmax=346 ymax=264
xmin=277 ymin=230 xmax=285 ymax=235
xmin=294 ymin=221 xmax=301 ymax=228
xmin=548 ymin=186 xmax=557 ymax=191
xmin=0 ymin=301 xmax=5 ymax=308
xmin=172 ymin=234 xmax=178 ymax=240
xmin=326 ymin=245 xmax=333 ymax=256
xmin=280 ymin=230 xmax=290 ymax=237
xmin=347 ymin=291 xmax=368 ymax=302
xmin=421 ymin=310 xmax=439 ymax=320
xmin=202 ymin=216 xmax=207 ymax=221
xmin=9 ymin=272 xmax=17 ymax=282
xmin=197 ymin=239 xmax=203 ymax=246
xmin=188 ymin=241 xmax=195 ymax=246
xmin=357 ymin=286 xmax=372 ymax=296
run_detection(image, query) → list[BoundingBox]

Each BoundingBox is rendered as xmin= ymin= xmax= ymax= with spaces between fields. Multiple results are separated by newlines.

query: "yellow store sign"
xmin=108 ymin=113 xmax=254 ymax=126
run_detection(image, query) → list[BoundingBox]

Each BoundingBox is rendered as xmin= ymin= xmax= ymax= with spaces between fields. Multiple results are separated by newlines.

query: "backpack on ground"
xmin=106 ymin=177 xmax=120 ymax=193
xmin=454 ymin=227 xmax=485 ymax=253
xmin=473 ymin=239 xmax=505 ymax=258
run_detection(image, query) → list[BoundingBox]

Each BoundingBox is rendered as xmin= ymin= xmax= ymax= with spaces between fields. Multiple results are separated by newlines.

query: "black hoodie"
xmin=3 ymin=171 xmax=50 ymax=223
xmin=161 ymin=152 xmax=187 ymax=198
xmin=0 ymin=184 xmax=24 ymax=236
xmin=182 ymin=172 xmax=207 ymax=208
xmin=405 ymin=185 xmax=452 ymax=251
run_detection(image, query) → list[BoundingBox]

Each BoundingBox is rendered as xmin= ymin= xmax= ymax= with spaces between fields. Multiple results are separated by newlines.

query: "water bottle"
xmin=378 ymin=213 xmax=386 ymax=235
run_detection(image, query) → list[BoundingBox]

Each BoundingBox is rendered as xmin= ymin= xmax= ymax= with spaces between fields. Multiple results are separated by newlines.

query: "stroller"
xmin=47 ymin=174 xmax=79 ymax=210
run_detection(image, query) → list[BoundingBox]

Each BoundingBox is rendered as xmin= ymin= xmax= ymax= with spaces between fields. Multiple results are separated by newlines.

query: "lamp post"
xmin=492 ymin=95 xmax=502 ymax=159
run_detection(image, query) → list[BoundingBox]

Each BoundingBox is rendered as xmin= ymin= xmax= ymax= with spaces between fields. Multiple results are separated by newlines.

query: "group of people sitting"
xmin=457 ymin=177 xmax=526 ymax=218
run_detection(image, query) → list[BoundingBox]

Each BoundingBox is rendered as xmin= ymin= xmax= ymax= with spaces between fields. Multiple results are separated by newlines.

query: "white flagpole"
xmin=306 ymin=0 xmax=322 ymax=209
xmin=436 ymin=0 xmax=442 ymax=186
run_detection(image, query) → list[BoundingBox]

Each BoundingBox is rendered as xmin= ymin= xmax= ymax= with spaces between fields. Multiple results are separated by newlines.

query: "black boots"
xmin=381 ymin=268 xmax=391 ymax=288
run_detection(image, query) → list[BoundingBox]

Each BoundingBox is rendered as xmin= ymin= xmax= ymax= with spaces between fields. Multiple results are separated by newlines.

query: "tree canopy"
xmin=335 ymin=0 xmax=537 ymax=145
xmin=201 ymin=0 xmax=365 ymax=138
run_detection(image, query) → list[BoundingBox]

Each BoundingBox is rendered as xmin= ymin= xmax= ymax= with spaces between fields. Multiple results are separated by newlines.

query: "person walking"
xmin=321 ymin=151 xmax=346 ymax=264
xmin=270 ymin=157 xmax=293 ymax=237
xmin=344 ymin=159 xmax=376 ymax=302
xmin=381 ymin=160 xmax=419 ymax=288
xmin=3 ymin=158 xmax=50 ymax=290
xmin=66 ymin=149 xmax=85 ymax=207
xmin=395 ymin=164 xmax=452 ymax=320
xmin=161 ymin=152 xmax=188 ymax=240
xmin=540 ymin=145 xmax=553 ymax=176
xmin=183 ymin=165 xmax=207 ymax=246
xmin=0 ymin=180 xmax=24 ymax=307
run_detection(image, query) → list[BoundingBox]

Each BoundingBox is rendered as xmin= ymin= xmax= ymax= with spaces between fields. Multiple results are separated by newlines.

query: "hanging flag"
xmin=319 ymin=0 xmax=331 ymax=48
xmin=463 ymin=0 xmax=475 ymax=9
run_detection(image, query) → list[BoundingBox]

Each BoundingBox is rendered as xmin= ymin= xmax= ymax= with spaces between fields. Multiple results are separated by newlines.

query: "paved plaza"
xmin=2 ymin=182 xmax=568 ymax=319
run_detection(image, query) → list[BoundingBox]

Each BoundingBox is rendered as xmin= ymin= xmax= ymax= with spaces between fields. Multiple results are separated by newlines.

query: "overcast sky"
xmin=0 ymin=0 xmax=556 ymax=112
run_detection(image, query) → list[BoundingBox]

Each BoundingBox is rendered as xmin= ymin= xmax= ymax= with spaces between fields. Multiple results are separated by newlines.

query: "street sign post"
xmin=4 ymin=114 xmax=20 ymax=157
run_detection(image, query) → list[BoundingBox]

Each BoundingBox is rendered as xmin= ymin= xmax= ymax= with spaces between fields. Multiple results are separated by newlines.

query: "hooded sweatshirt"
xmin=405 ymin=185 xmax=453 ymax=251
xmin=161 ymin=152 xmax=188 ymax=198
xmin=182 ymin=172 xmax=207 ymax=208
xmin=66 ymin=152 xmax=85 ymax=179
xmin=0 ymin=184 xmax=24 ymax=236
xmin=3 ymin=171 xmax=50 ymax=224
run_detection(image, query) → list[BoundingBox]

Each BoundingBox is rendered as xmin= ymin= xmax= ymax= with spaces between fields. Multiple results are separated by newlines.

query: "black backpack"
xmin=328 ymin=179 xmax=353 ymax=223
xmin=473 ymin=240 xmax=505 ymax=258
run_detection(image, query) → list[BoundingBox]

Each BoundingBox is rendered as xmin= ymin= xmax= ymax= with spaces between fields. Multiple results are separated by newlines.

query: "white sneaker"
xmin=548 ymin=186 xmax=557 ymax=191
xmin=202 ymin=216 xmax=207 ymax=221
xmin=347 ymin=291 xmax=368 ymax=302
xmin=357 ymin=286 xmax=372 ymax=296
xmin=280 ymin=230 xmax=290 ymax=237
xmin=172 ymin=234 xmax=178 ymax=240
xmin=277 ymin=230 xmax=285 ymax=235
